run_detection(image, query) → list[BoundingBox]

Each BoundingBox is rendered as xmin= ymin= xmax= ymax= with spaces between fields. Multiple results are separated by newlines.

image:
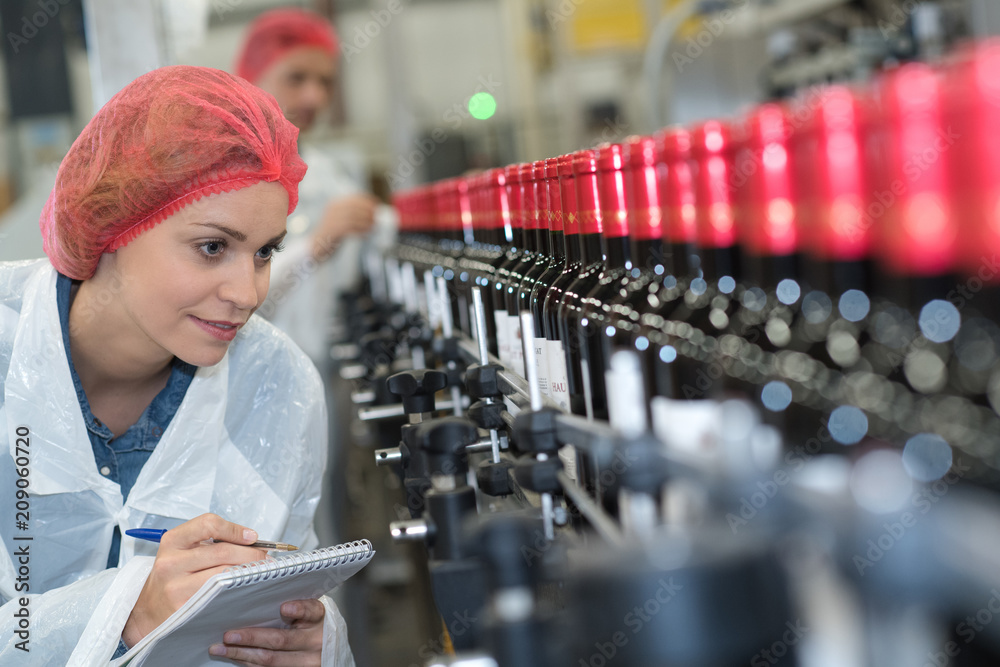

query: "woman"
xmin=0 ymin=66 xmax=353 ymax=665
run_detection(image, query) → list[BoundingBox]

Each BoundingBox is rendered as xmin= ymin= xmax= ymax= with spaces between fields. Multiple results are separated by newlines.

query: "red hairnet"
xmin=235 ymin=8 xmax=339 ymax=84
xmin=41 ymin=65 xmax=306 ymax=280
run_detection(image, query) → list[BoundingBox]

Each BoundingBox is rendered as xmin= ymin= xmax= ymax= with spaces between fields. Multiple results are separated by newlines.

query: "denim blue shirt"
xmin=55 ymin=274 xmax=195 ymax=568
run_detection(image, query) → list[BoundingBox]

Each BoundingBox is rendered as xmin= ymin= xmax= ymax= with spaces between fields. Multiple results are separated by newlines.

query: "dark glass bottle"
xmin=503 ymin=163 xmax=539 ymax=376
xmin=529 ymin=157 xmax=566 ymax=403
xmin=543 ymin=153 xmax=583 ymax=412
xmin=516 ymin=160 xmax=556 ymax=385
xmin=602 ymin=135 xmax=668 ymax=417
xmin=556 ymin=149 xmax=607 ymax=418
xmin=944 ymin=43 xmax=1000 ymax=407
xmin=860 ymin=63 xmax=962 ymax=399
xmin=645 ymin=120 xmax=743 ymax=402
xmin=789 ymin=85 xmax=875 ymax=375
xmin=574 ymin=143 xmax=633 ymax=421
xmin=492 ymin=164 xmax=525 ymax=372
xmin=460 ymin=171 xmax=504 ymax=355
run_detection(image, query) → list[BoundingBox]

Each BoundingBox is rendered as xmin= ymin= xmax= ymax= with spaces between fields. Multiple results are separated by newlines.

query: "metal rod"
xmin=437 ymin=276 xmax=454 ymax=339
xmin=557 ymin=471 xmax=625 ymax=547
xmin=401 ymin=262 xmax=419 ymax=315
xmin=472 ymin=287 xmax=490 ymax=365
xmin=424 ymin=269 xmax=439 ymax=329
xmin=519 ymin=312 xmax=543 ymax=412
xmin=390 ymin=519 xmax=429 ymax=541
xmin=473 ymin=287 xmax=502 ymax=463
xmin=374 ymin=447 xmax=403 ymax=466
xmin=358 ymin=397 xmax=468 ymax=421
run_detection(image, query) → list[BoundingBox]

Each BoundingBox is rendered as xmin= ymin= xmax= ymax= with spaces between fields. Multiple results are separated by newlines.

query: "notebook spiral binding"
xmin=224 ymin=539 xmax=374 ymax=588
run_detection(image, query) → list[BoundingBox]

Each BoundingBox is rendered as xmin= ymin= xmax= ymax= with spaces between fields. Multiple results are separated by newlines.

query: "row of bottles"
xmin=387 ymin=40 xmax=1000 ymax=479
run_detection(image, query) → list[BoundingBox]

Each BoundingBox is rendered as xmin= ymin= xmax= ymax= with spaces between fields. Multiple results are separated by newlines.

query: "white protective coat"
xmin=0 ymin=260 xmax=354 ymax=665
xmin=261 ymin=143 xmax=396 ymax=368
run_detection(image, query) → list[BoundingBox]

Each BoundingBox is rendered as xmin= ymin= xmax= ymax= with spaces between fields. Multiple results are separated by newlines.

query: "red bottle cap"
xmin=488 ymin=167 xmax=511 ymax=238
xmin=943 ymin=40 xmax=1000 ymax=281
xmin=624 ymin=135 xmax=662 ymax=241
xmin=504 ymin=163 xmax=524 ymax=232
xmin=874 ymin=62 xmax=957 ymax=277
xmin=471 ymin=171 xmax=490 ymax=236
xmin=596 ymin=142 xmax=629 ymax=239
xmin=431 ymin=179 xmax=453 ymax=236
xmin=558 ymin=153 xmax=580 ymax=236
xmin=519 ymin=162 xmax=538 ymax=232
xmin=793 ymin=85 xmax=872 ymax=262
xmin=656 ymin=127 xmax=697 ymax=246
xmin=455 ymin=177 xmax=473 ymax=243
xmin=545 ymin=157 xmax=563 ymax=233
xmin=734 ymin=103 xmax=798 ymax=257
xmin=690 ymin=120 xmax=738 ymax=249
xmin=573 ymin=149 xmax=604 ymax=235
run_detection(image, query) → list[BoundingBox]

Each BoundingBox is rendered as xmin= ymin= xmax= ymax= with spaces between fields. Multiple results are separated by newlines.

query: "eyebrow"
xmin=194 ymin=223 xmax=287 ymax=246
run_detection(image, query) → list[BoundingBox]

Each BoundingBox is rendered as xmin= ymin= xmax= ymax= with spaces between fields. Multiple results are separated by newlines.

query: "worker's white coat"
xmin=0 ymin=259 xmax=353 ymax=665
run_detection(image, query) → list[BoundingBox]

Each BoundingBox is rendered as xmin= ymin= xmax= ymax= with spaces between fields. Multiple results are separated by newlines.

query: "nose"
xmin=300 ymin=78 xmax=329 ymax=110
xmin=219 ymin=257 xmax=262 ymax=311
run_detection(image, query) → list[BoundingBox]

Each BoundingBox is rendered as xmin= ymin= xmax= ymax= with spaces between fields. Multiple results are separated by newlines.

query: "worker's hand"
xmin=209 ymin=598 xmax=326 ymax=666
xmin=311 ymin=192 xmax=378 ymax=263
xmin=122 ymin=514 xmax=266 ymax=648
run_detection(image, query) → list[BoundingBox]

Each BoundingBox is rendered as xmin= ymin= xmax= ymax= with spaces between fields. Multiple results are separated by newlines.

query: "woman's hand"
xmin=310 ymin=193 xmax=378 ymax=263
xmin=122 ymin=514 xmax=266 ymax=647
xmin=208 ymin=598 xmax=326 ymax=666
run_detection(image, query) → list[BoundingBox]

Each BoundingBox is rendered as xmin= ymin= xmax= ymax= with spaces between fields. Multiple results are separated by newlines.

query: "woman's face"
xmin=94 ymin=182 xmax=289 ymax=367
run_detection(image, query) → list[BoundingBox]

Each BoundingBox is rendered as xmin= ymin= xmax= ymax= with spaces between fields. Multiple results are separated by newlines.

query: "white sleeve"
xmin=0 ymin=557 xmax=152 ymax=664
xmin=320 ymin=594 xmax=356 ymax=667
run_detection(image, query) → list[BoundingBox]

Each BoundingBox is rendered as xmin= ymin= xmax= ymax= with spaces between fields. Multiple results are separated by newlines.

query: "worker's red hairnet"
xmin=40 ymin=65 xmax=306 ymax=280
xmin=235 ymin=8 xmax=339 ymax=84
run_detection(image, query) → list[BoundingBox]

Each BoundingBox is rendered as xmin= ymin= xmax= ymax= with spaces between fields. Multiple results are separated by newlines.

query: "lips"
xmin=190 ymin=316 xmax=243 ymax=342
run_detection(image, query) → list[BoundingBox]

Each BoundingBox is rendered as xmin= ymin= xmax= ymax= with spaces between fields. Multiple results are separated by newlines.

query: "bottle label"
xmin=534 ymin=337 xmax=550 ymax=397
xmin=558 ymin=444 xmax=578 ymax=481
xmin=508 ymin=313 xmax=525 ymax=377
xmin=547 ymin=339 xmax=571 ymax=411
xmin=493 ymin=309 xmax=509 ymax=367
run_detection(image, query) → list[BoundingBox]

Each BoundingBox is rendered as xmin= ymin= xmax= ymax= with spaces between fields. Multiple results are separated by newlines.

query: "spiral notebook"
xmin=112 ymin=540 xmax=374 ymax=667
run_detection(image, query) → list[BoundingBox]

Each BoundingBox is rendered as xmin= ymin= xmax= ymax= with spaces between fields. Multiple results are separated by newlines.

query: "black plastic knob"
xmin=513 ymin=458 xmax=562 ymax=494
xmin=465 ymin=363 xmax=504 ymax=399
xmin=468 ymin=513 xmax=543 ymax=590
xmin=415 ymin=417 xmax=479 ymax=475
xmin=359 ymin=331 xmax=398 ymax=371
xmin=387 ymin=369 xmax=448 ymax=414
xmin=468 ymin=400 xmax=506 ymax=430
xmin=512 ymin=408 xmax=560 ymax=456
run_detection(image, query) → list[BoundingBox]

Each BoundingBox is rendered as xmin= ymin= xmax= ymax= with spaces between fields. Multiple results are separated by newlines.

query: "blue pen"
xmin=125 ymin=528 xmax=298 ymax=551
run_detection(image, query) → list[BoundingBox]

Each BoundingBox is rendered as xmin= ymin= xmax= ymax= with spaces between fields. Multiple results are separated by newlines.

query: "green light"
xmin=468 ymin=92 xmax=497 ymax=120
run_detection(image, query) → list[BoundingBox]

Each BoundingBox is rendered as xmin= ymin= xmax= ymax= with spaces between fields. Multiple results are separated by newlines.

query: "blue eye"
xmin=199 ymin=240 xmax=225 ymax=257
xmin=258 ymin=242 xmax=285 ymax=261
